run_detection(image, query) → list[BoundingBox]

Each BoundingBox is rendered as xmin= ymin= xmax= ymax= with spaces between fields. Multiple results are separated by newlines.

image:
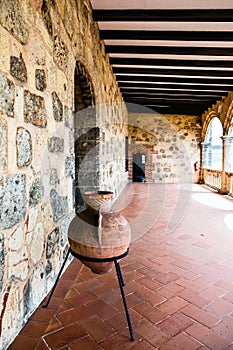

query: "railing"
xmin=202 ymin=168 xmax=222 ymax=192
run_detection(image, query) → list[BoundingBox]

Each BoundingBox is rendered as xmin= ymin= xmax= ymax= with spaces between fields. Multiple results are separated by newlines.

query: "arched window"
xmin=204 ymin=117 xmax=223 ymax=170
xmin=226 ymin=121 xmax=233 ymax=172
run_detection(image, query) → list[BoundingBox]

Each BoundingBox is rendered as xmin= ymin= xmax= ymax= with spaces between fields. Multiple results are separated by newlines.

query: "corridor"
xmin=8 ymin=183 xmax=233 ymax=350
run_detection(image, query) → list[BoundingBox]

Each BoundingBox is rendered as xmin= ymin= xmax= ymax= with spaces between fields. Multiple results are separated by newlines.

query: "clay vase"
xmin=68 ymin=191 xmax=131 ymax=274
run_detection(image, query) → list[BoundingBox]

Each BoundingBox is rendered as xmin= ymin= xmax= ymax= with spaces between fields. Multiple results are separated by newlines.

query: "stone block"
xmin=0 ymin=174 xmax=26 ymax=229
xmin=29 ymin=178 xmax=44 ymax=206
xmin=16 ymin=127 xmax=32 ymax=167
xmin=47 ymin=136 xmax=64 ymax=152
xmin=52 ymin=91 xmax=63 ymax=121
xmin=0 ymin=0 xmax=28 ymax=44
xmin=10 ymin=54 xmax=27 ymax=83
xmin=0 ymin=74 xmax=15 ymax=118
xmin=24 ymin=90 xmax=47 ymax=128
xmin=50 ymin=189 xmax=68 ymax=222
xmin=53 ymin=34 xmax=68 ymax=71
xmin=0 ymin=118 xmax=7 ymax=171
xmin=65 ymin=155 xmax=75 ymax=178
xmin=8 ymin=243 xmax=28 ymax=281
xmin=50 ymin=168 xmax=60 ymax=185
xmin=9 ymin=226 xmax=24 ymax=251
xmin=41 ymin=0 xmax=53 ymax=36
xmin=31 ymin=222 xmax=44 ymax=264
xmin=46 ymin=227 xmax=59 ymax=259
xmin=35 ymin=69 xmax=47 ymax=91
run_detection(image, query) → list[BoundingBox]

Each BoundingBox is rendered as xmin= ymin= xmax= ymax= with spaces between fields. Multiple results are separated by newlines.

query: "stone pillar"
xmin=220 ymin=136 xmax=233 ymax=194
xmin=199 ymin=142 xmax=210 ymax=183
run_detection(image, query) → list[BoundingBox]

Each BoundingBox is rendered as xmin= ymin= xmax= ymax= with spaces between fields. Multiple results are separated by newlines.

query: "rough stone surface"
xmin=128 ymin=114 xmax=201 ymax=183
xmin=0 ymin=234 xmax=4 ymax=290
xmin=29 ymin=178 xmax=44 ymax=206
xmin=10 ymin=54 xmax=27 ymax=83
xmin=41 ymin=0 xmax=53 ymax=36
xmin=24 ymin=90 xmax=47 ymax=127
xmin=50 ymin=189 xmax=68 ymax=222
xmin=9 ymin=226 xmax=24 ymax=251
xmin=8 ymin=246 xmax=28 ymax=281
xmin=23 ymin=280 xmax=31 ymax=317
xmin=46 ymin=227 xmax=59 ymax=259
xmin=35 ymin=69 xmax=47 ymax=91
xmin=0 ymin=174 xmax=26 ymax=229
xmin=16 ymin=127 xmax=32 ymax=167
xmin=52 ymin=91 xmax=63 ymax=121
xmin=47 ymin=136 xmax=64 ymax=152
xmin=31 ymin=222 xmax=44 ymax=264
xmin=53 ymin=34 xmax=68 ymax=71
xmin=0 ymin=0 xmax=28 ymax=44
xmin=0 ymin=118 xmax=7 ymax=170
xmin=65 ymin=155 xmax=75 ymax=178
xmin=50 ymin=168 xmax=60 ymax=185
xmin=0 ymin=74 xmax=15 ymax=118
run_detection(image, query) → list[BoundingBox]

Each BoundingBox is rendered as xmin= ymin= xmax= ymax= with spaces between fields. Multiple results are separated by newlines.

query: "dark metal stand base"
xmin=43 ymin=248 xmax=135 ymax=341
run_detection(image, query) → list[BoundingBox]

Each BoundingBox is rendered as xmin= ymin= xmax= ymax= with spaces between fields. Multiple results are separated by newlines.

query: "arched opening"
xmin=74 ymin=62 xmax=97 ymax=213
xmin=132 ymin=153 xmax=145 ymax=182
xmin=226 ymin=121 xmax=233 ymax=172
xmin=204 ymin=117 xmax=223 ymax=170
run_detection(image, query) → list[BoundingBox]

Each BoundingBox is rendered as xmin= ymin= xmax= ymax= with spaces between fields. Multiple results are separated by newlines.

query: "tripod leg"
xmin=114 ymin=260 xmax=135 ymax=341
xmin=42 ymin=247 xmax=71 ymax=308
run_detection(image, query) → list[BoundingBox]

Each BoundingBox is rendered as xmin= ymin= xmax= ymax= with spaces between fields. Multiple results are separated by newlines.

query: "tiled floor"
xmin=8 ymin=183 xmax=233 ymax=350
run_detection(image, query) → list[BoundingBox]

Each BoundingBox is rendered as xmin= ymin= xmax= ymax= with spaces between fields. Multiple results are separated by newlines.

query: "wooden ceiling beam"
xmin=110 ymin=57 xmax=233 ymax=69
xmin=93 ymin=9 xmax=233 ymax=22
xmin=113 ymin=66 xmax=233 ymax=77
xmin=106 ymin=45 xmax=233 ymax=56
xmin=116 ymin=74 xmax=233 ymax=84
xmin=101 ymin=30 xmax=233 ymax=41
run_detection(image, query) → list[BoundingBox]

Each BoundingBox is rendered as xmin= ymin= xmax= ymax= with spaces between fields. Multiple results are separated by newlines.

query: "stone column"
xmin=199 ymin=142 xmax=210 ymax=183
xmin=220 ymin=136 xmax=233 ymax=194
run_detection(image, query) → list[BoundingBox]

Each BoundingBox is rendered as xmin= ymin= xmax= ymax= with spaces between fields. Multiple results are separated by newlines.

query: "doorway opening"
xmin=132 ymin=153 xmax=145 ymax=182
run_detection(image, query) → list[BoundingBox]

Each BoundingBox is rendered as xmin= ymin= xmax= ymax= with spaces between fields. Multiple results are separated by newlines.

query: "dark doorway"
xmin=133 ymin=153 xmax=145 ymax=182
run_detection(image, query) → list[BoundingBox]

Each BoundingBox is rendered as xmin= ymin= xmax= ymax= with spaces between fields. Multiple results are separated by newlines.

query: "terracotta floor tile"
xmin=69 ymin=335 xmax=103 ymax=350
xmin=158 ymin=312 xmax=194 ymax=336
xmin=133 ymin=318 xmax=171 ymax=347
xmin=156 ymin=296 xmax=188 ymax=315
xmin=199 ymin=285 xmax=227 ymax=301
xmin=44 ymin=316 xmax=63 ymax=334
xmin=204 ymin=298 xmax=233 ymax=318
xmin=213 ymin=315 xmax=233 ymax=341
xmin=19 ymin=319 xmax=47 ymax=338
xmin=133 ymin=302 xmax=168 ymax=324
xmin=57 ymin=305 xmax=93 ymax=326
xmin=137 ymin=275 xmax=162 ymax=291
xmin=181 ymin=303 xmax=221 ymax=328
xmin=178 ymin=288 xmax=210 ymax=309
xmin=157 ymin=282 xmax=184 ymax=299
xmin=7 ymin=335 xmax=39 ymax=350
xmin=73 ymin=278 xmax=104 ymax=293
xmin=159 ymin=332 xmax=202 ymax=350
xmin=65 ymin=291 xmax=98 ymax=308
xmin=186 ymin=323 xmax=230 ymax=350
xmin=134 ymin=287 xmax=166 ymax=306
xmin=79 ymin=315 xmax=116 ymax=342
xmin=43 ymin=323 xmax=86 ymax=350
xmin=86 ymin=298 xmax=120 ymax=320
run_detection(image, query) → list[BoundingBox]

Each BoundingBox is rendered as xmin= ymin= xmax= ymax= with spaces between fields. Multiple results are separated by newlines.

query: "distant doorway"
xmin=133 ymin=153 xmax=145 ymax=182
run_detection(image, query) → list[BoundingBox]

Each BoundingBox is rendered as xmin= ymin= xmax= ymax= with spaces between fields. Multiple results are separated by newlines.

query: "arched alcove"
xmin=74 ymin=62 xmax=97 ymax=212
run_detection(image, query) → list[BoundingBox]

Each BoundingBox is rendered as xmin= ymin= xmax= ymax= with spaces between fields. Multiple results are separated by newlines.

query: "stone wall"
xmin=128 ymin=113 xmax=201 ymax=183
xmin=0 ymin=0 xmax=128 ymax=348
